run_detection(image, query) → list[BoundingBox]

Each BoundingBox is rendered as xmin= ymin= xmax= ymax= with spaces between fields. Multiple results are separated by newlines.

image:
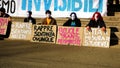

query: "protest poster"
xmin=83 ymin=28 xmax=110 ymax=48
xmin=56 ymin=26 xmax=83 ymax=46
xmin=9 ymin=22 xmax=32 ymax=40
xmin=0 ymin=18 xmax=8 ymax=35
xmin=31 ymin=25 xmax=56 ymax=43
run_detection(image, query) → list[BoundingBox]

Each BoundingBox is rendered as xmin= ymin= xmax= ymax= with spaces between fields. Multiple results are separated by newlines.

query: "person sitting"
xmin=86 ymin=12 xmax=106 ymax=32
xmin=0 ymin=7 xmax=11 ymax=21
xmin=41 ymin=10 xmax=57 ymax=25
xmin=63 ymin=12 xmax=81 ymax=27
xmin=0 ymin=7 xmax=12 ymax=39
xmin=24 ymin=11 xmax=36 ymax=24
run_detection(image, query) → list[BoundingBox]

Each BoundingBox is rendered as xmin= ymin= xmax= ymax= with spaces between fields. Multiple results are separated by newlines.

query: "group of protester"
xmin=0 ymin=7 xmax=106 ymax=39
xmin=24 ymin=9 xmax=106 ymax=31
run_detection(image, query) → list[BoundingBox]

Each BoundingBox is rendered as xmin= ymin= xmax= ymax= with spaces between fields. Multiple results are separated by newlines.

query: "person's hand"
xmin=86 ymin=26 xmax=92 ymax=32
xmin=8 ymin=17 xmax=11 ymax=22
xmin=86 ymin=26 xmax=90 ymax=30
xmin=101 ymin=27 xmax=106 ymax=32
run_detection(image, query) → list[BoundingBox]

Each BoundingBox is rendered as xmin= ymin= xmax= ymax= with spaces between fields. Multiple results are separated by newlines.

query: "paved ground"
xmin=0 ymin=40 xmax=120 ymax=68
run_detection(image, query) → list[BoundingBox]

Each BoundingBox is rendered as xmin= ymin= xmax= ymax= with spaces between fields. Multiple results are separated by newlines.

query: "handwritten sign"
xmin=83 ymin=28 xmax=110 ymax=48
xmin=0 ymin=18 xmax=8 ymax=35
xmin=9 ymin=22 xmax=32 ymax=40
xmin=31 ymin=25 xmax=56 ymax=43
xmin=56 ymin=26 xmax=83 ymax=46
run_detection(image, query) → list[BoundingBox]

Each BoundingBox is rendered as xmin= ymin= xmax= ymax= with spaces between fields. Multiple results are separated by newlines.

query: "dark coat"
xmin=86 ymin=20 xmax=106 ymax=28
xmin=0 ymin=13 xmax=10 ymax=17
xmin=0 ymin=13 xmax=11 ymax=38
xmin=24 ymin=17 xmax=36 ymax=24
xmin=63 ymin=19 xmax=81 ymax=27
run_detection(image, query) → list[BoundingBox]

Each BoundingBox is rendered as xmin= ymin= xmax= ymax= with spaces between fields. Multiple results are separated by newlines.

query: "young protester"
xmin=86 ymin=12 xmax=106 ymax=32
xmin=24 ymin=11 xmax=36 ymax=24
xmin=41 ymin=10 xmax=57 ymax=25
xmin=63 ymin=12 xmax=81 ymax=27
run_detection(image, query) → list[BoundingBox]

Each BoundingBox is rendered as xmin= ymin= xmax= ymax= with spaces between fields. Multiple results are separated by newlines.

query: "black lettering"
xmin=32 ymin=37 xmax=39 ymax=41
xmin=34 ymin=25 xmax=54 ymax=32
xmin=11 ymin=0 xmax=16 ymax=13
xmin=34 ymin=31 xmax=55 ymax=37
xmin=33 ymin=37 xmax=54 ymax=42
xmin=49 ymin=37 xmax=54 ymax=42
xmin=1 ymin=0 xmax=16 ymax=13
xmin=37 ymin=26 xmax=42 ymax=31
xmin=2 ymin=0 xmax=9 ymax=13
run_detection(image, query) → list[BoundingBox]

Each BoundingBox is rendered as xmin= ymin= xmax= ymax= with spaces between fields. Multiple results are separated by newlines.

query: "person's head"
xmin=0 ymin=7 xmax=6 ymax=16
xmin=70 ymin=12 xmax=77 ymax=20
xmin=45 ymin=10 xmax=51 ymax=18
xmin=91 ymin=12 xmax=103 ymax=21
xmin=27 ymin=11 xmax=32 ymax=17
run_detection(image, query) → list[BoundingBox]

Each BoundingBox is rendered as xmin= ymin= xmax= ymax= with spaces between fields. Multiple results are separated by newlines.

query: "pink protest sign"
xmin=0 ymin=18 xmax=8 ymax=35
xmin=56 ymin=26 xmax=83 ymax=46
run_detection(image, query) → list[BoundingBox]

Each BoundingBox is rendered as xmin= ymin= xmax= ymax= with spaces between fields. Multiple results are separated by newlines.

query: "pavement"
xmin=0 ymin=40 xmax=120 ymax=68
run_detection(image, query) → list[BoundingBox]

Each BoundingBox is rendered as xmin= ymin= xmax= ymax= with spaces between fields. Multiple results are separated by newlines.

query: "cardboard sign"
xmin=83 ymin=28 xmax=110 ymax=48
xmin=56 ymin=26 xmax=83 ymax=46
xmin=9 ymin=22 xmax=32 ymax=40
xmin=31 ymin=25 xmax=56 ymax=43
xmin=0 ymin=18 xmax=8 ymax=35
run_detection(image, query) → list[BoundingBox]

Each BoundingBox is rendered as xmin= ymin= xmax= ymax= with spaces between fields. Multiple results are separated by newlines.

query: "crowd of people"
xmin=0 ymin=7 xmax=106 ymax=39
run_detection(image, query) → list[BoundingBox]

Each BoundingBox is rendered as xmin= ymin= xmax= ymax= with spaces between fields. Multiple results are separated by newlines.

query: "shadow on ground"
xmin=110 ymin=27 xmax=119 ymax=46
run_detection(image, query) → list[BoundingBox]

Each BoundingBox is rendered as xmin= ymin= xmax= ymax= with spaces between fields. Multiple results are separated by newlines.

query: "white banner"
xmin=83 ymin=28 xmax=110 ymax=48
xmin=0 ymin=0 xmax=107 ymax=18
xmin=9 ymin=22 xmax=32 ymax=40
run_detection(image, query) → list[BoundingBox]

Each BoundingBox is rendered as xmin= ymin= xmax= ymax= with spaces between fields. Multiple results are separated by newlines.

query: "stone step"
xmin=12 ymin=17 xmax=120 ymax=34
xmin=115 ymin=12 xmax=120 ymax=16
xmin=12 ymin=17 xmax=120 ymax=23
xmin=56 ymin=18 xmax=120 ymax=26
xmin=12 ymin=17 xmax=120 ymax=30
xmin=103 ymin=16 xmax=120 ymax=21
xmin=114 ymin=32 xmax=120 ymax=39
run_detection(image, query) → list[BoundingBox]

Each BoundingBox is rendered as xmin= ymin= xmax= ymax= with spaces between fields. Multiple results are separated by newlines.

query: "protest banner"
xmin=56 ymin=26 xmax=83 ymax=46
xmin=9 ymin=22 xmax=32 ymax=40
xmin=0 ymin=18 xmax=8 ymax=35
xmin=83 ymin=28 xmax=110 ymax=48
xmin=0 ymin=0 xmax=107 ymax=18
xmin=31 ymin=25 xmax=56 ymax=43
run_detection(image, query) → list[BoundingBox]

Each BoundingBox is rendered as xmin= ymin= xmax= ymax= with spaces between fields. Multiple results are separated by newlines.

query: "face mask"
xmin=46 ymin=14 xmax=50 ymax=18
xmin=27 ymin=13 xmax=29 ymax=17
xmin=71 ymin=14 xmax=75 ymax=20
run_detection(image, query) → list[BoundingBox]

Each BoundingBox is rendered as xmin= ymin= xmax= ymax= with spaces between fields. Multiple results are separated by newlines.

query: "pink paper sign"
xmin=57 ymin=26 xmax=83 ymax=46
xmin=0 ymin=18 xmax=8 ymax=35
